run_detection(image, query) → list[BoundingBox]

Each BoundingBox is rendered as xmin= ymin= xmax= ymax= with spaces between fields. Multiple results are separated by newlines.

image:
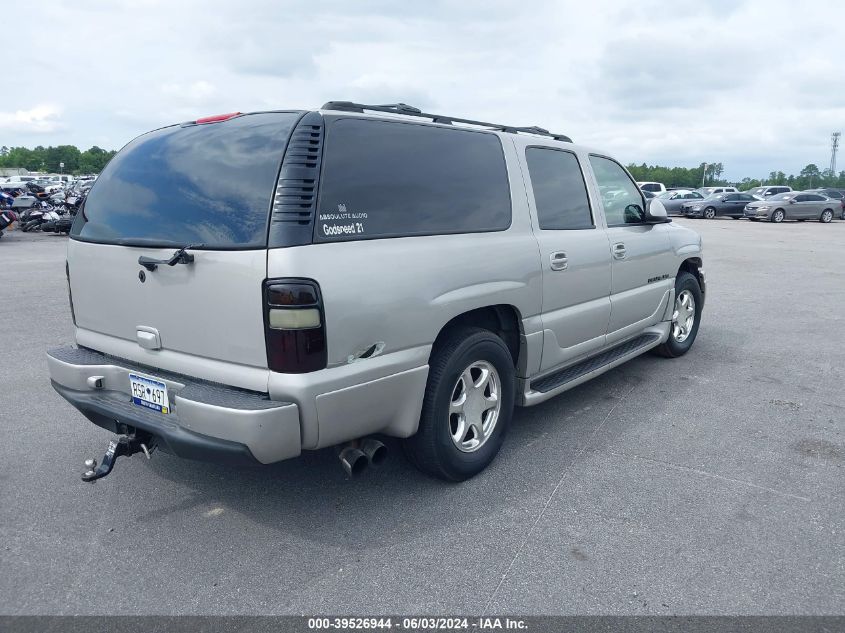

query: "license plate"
xmin=129 ymin=373 xmax=170 ymax=414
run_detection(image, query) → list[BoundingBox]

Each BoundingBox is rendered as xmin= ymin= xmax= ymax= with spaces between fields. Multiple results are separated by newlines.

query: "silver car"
xmin=744 ymin=191 xmax=839 ymax=223
xmin=655 ymin=189 xmax=705 ymax=215
xmin=47 ymin=101 xmax=705 ymax=482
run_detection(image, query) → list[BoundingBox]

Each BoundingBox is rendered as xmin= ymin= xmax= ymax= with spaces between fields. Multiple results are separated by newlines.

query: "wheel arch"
xmin=432 ymin=305 xmax=523 ymax=370
xmin=678 ymin=257 xmax=704 ymax=298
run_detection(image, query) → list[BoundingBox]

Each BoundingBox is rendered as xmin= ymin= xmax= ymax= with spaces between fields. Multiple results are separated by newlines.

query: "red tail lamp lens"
xmin=263 ymin=280 xmax=327 ymax=373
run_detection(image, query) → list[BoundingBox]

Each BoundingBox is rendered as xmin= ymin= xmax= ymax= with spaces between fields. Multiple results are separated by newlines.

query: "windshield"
xmin=72 ymin=112 xmax=300 ymax=248
xmin=656 ymin=191 xmax=676 ymax=199
xmin=768 ymin=193 xmax=794 ymax=201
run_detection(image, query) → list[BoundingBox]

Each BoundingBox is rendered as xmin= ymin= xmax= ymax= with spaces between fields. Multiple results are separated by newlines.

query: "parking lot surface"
xmin=1 ymin=219 xmax=843 ymax=615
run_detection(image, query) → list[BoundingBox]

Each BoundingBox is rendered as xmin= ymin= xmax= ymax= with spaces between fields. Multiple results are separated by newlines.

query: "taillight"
xmin=263 ymin=279 xmax=327 ymax=373
xmin=65 ymin=260 xmax=76 ymax=326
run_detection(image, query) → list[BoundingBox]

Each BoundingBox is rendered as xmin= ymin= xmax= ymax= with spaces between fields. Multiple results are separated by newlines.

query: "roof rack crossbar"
xmin=321 ymin=101 xmax=572 ymax=143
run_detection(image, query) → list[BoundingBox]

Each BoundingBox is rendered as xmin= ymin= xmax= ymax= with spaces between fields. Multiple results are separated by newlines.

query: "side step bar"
xmin=530 ymin=333 xmax=661 ymax=394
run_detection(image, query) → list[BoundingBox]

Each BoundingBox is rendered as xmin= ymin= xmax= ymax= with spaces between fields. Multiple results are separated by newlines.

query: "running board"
xmin=530 ymin=333 xmax=661 ymax=394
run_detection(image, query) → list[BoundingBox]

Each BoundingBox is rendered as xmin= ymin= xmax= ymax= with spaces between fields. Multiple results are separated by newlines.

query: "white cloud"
xmin=0 ymin=105 xmax=63 ymax=133
xmin=1 ymin=0 xmax=843 ymax=179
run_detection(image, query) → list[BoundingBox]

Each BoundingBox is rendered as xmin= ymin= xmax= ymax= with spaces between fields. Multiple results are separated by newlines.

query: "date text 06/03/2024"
xmin=306 ymin=617 xmax=528 ymax=630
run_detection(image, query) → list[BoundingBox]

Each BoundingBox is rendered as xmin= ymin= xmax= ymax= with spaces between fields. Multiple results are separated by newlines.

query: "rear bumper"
xmin=48 ymin=344 xmax=430 ymax=464
xmin=47 ymin=347 xmax=301 ymax=465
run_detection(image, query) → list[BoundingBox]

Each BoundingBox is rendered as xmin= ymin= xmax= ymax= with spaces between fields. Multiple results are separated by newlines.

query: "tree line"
xmin=3 ymin=143 xmax=844 ymax=191
xmin=0 ymin=145 xmax=118 ymax=175
xmin=627 ymin=162 xmax=845 ymax=191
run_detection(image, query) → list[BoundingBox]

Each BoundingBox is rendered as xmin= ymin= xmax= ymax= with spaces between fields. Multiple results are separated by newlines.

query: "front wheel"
xmin=820 ymin=210 xmax=833 ymax=223
xmin=654 ymin=272 xmax=703 ymax=358
xmin=703 ymin=207 xmax=716 ymax=219
xmin=772 ymin=209 xmax=785 ymax=223
xmin=404 ymin=328 xmax=515 ymax=481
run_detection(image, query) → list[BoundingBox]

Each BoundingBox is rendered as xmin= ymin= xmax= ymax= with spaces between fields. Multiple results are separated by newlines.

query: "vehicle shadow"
xmin=139 ymin=352 xmax=678 ymax=551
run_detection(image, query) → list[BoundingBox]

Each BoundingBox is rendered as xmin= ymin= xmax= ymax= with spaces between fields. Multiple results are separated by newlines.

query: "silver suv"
xmin=48 ymin=102 xmax=705 ymax=482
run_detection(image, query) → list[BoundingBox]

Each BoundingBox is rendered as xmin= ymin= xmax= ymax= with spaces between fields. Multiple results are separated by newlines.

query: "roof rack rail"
xmin=321 ymin=101 xmax=572 ymax=143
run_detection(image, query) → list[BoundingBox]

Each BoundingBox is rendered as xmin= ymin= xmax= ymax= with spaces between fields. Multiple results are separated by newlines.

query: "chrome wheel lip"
xmin=448 ymin=360 xmax=501 ymax=453
xmin=671 ymin=289 xmax=696 ymax=343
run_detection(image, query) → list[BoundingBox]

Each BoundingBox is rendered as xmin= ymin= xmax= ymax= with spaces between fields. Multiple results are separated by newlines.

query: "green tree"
xmin=797 ymin=164 xmax=821 ymax=189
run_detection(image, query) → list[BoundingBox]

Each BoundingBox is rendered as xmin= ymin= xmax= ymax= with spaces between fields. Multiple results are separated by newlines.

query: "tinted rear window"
xmin=73 ymin=112 xmax=300 ymax=248
xmin=525 ymin=147 xmax=593 ymax=230
xmin=315 ymin=118 xmax=511 ymax=241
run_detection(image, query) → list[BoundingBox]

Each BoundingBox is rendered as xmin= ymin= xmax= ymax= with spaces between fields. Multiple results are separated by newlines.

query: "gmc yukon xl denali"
xmin=48 ymin=102 xmax=705 ymax=482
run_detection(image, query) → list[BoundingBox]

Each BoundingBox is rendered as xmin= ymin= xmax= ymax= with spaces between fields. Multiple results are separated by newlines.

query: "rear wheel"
xmin=654 ymin=272 xmax=703 ymax=358
xmin=771 ymin=209 xmax=785 ymax=223
xmin=703 ymin=207 xmax=716 ymax=219
xmin=820 ymin=209 xmax=833 ymax=223
xmin=404 ymin=327 xmax=515 ymax=481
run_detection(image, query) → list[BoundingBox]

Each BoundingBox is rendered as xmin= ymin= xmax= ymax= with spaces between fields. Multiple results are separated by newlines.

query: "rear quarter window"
xmin=315 ymin=118 xmax=511 ymax=241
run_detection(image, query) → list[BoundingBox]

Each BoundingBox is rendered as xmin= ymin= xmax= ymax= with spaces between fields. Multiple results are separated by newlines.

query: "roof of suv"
xmin=319 ymin=101 xmax=575 ymax=144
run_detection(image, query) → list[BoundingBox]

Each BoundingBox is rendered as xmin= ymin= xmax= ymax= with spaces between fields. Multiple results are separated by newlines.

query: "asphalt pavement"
xmin=0 ymin=218 xmax=843 ymax=615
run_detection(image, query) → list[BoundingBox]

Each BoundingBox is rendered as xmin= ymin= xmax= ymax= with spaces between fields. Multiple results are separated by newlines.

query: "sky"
xmin=3 ymin=0 xmax=844 ymax=181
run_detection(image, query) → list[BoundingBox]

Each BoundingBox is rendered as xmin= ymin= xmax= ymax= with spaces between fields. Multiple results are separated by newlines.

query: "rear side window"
xmin=525 ymin=147 xmax=593 ymax=230
xmin=73 ymin=112 xmax=300 ymax=248
xmin=315 ymin=118 xmax=511 ymax=241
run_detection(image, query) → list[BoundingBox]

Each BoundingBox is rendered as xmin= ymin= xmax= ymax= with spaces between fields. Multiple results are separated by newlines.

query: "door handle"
xmin=549 ymin=251 xmax=568 ymax=271
xmin=612 ymin=243 xmax=627 ymax=260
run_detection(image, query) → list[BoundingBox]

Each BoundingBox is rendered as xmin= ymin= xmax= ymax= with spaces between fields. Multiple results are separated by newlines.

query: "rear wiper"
xmin=138 ymin=244 xmax=204 ymax=272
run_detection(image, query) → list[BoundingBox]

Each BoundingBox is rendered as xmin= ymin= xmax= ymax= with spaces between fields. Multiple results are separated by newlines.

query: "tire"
xmin=654 ymin=271 xmax=703 ymax=358
xmin=771 ymin=209 xmax=785 ymax=223
xmin=703 ymin=207 xmax=716 ymax=219
xmin=820 ymin=209 xmax=833 ymax=223
xmin=403 ymin=327 xmax=515 ymax=481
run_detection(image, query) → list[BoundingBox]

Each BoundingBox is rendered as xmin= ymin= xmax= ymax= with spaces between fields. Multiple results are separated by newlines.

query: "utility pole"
xmin=701 ymin=163 xmax=708 ymax=187
xmin=832 ymin=132 xmax=841 ymax=174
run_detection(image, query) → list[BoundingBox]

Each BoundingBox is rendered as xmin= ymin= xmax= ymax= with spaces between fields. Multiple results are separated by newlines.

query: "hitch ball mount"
xmin=82 ymin=431 xmax=156 ymax=482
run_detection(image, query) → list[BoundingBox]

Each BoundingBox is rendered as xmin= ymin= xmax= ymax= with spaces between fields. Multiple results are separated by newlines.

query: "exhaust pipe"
xmin=360 ymin=438 xmax=388 ymax=467
xmin=338 ymin=446 xmax=368 ymax=477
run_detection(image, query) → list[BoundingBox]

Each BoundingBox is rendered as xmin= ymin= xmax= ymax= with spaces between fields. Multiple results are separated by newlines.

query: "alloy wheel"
xmin=448 ymin=361 xmax=501 ymax=453
xmin=672 ymin=289 xmax=696 ymax=343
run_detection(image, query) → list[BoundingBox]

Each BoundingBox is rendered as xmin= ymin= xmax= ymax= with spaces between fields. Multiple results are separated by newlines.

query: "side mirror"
xmin=788 ymin=198 xmax=796 ymax=203
xmin=645 ymin=198 xmax=671 ymax=223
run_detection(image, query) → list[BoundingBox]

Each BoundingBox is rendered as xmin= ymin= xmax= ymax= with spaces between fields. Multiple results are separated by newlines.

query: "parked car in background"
xmin=806 ymin=188 xmax=845 ymax=219
xmin=684 ymin=192 xmax=759 ymax=219
xmin=743 ymin=185 xmax=792 ymax=198
xmin=744 ymin=191 xmax=838 ymax=223
xmin=656 ymin=189 xmax=705 ymax=215
xmin=1 ymin=176 xmax=38 ymax=192
xmin=637 ymin=181 xmax=666 ymax=194
xmin=695 ymin=186 xmax=738 ymax=197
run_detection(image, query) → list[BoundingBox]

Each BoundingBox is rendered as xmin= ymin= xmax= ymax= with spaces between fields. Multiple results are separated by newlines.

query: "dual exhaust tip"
xmin=338 ymin=438 xmax=387 ymax=477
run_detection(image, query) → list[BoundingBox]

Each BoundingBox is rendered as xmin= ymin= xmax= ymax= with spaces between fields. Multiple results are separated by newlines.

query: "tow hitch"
xmin=82 ymin=431 xmax=156 ymax=482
